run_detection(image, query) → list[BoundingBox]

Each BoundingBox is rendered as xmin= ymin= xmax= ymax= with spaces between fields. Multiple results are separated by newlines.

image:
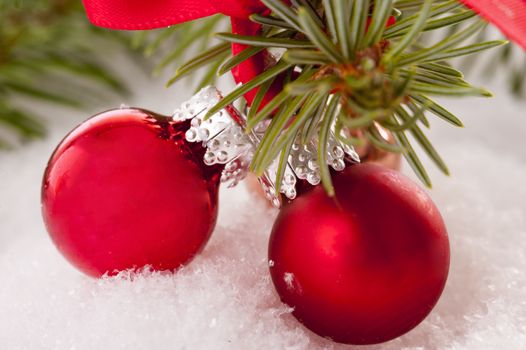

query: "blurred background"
xmin=1 ymin=1 xmax=525 ymax=349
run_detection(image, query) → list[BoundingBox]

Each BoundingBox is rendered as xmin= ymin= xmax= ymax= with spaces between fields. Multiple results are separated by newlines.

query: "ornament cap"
xmin=176 ymin=87 xmax=361 ymax=207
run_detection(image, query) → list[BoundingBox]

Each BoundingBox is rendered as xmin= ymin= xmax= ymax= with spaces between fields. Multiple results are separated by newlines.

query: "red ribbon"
xmin=82 ymin=0 xmax=266 ymax=29
xmin=460 ymin=0 xmax=526 ymax=50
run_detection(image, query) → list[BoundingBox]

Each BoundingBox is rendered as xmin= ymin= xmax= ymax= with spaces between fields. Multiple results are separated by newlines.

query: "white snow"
xmin=0 ymin=56 xmax=525 ymax=349
xmin=283 ymin=273 xmax=295 ymax=291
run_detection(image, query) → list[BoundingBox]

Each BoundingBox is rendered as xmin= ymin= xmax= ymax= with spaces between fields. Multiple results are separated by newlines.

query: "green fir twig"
xmin=0 ymin=0 xmax=128 ymax=148
xmin=169 ymin=0 xmax=505 ymax=189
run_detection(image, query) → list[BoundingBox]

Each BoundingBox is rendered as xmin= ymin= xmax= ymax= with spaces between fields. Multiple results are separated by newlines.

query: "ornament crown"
xmin=174 ymin=86 xmax=360 ymax=207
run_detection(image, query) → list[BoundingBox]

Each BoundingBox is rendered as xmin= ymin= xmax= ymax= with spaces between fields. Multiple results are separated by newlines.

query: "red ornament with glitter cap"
xmin=42 ymin=87 xmax=256 ymax=277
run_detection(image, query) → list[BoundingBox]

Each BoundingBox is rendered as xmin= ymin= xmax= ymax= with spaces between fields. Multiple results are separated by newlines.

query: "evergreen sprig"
xmin=0 ymin=0 xmax=127 ymax=148
xmin=173 ymin=0 xmax=506 ymax=191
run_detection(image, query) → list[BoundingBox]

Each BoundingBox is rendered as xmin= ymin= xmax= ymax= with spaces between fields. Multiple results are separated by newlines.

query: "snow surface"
xmin=1 ymin=57 xmax=525 ymax=349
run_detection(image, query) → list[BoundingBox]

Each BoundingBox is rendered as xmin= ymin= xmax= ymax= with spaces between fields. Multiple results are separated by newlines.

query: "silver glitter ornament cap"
xmin=173 ymin=86 xmax=360 ymax=208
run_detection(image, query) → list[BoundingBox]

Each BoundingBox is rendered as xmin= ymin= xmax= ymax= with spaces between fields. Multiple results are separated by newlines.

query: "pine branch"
xmin=0 ymin=0 xmax=128 ymax=149
xmin=172 ymin=0 xmax=506 ymax=189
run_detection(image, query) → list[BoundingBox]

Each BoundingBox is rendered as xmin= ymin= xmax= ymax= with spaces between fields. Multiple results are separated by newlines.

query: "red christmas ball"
xmin=268 ymin=163 xmax=450 ymax=344
xmin=42 ymin=108 xmax=222 ymax=277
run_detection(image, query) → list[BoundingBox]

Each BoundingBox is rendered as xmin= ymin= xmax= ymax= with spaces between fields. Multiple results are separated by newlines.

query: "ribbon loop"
xmin=81 ymin=0 xmax=265 ymax=29
xmin=82 ymin=0 xmax=215 ymax=30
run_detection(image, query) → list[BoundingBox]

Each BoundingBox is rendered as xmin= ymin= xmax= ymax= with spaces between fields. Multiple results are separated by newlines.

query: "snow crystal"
xmin=284 ymin=273 xmax=295 ymax=290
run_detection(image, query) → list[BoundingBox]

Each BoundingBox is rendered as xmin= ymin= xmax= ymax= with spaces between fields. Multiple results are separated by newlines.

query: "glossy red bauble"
xmin=42 ymin=108 xmax=222 ymax=277
xmin=268 ymin=163 xmax=450 ymax=344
